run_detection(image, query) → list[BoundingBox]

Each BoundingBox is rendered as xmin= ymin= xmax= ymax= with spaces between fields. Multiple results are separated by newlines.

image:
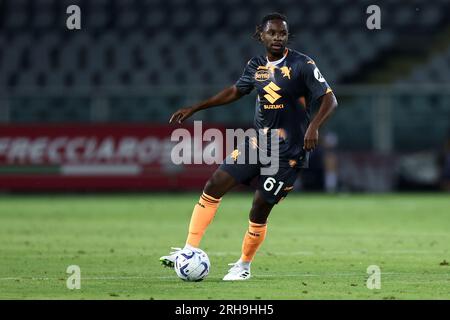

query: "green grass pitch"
xmin=0 ymin=193 xmax=449 ymax=299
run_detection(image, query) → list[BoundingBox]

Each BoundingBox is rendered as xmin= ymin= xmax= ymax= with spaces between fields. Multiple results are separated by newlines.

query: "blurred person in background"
xmin=323 ymin=132 xmax=339 ymax=193
xmin=439 ymin=133 xmax=450 ymax=191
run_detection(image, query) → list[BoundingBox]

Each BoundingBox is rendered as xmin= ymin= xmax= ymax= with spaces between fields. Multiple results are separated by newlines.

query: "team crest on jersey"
xmin=279 ymin=66 xmax=291 ymax=79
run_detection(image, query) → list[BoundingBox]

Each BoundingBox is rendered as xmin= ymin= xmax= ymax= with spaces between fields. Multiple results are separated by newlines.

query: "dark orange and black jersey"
xmin=235 ymin=48 xmax=333 ymax=161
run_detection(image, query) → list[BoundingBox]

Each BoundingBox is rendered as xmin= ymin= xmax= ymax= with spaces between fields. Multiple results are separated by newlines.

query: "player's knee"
xmin=203 ymin=178 xmax=218 ymax=197
xmin=249 ymin=205 xmax=270 ymax=224
xmin=203 ymin=170 xmax=232 ymax=199
xmin=249 ymin=195 xmax=273 ymax=224
xmin=249 ymin=212 xmax=268 ymax=225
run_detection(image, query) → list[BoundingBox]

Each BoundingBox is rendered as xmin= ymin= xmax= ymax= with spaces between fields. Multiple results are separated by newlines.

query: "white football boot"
xmin=222 ymin=260 xmax=251 ymax=281
xmin=159 ymin=247 xmax=183 ymax=268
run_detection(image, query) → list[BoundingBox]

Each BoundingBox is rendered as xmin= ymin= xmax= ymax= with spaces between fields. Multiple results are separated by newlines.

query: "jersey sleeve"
xmin=234 ymin=59 xmax=255 ymax=95
xmin=300 ymin=60 xmax=332 ymax=102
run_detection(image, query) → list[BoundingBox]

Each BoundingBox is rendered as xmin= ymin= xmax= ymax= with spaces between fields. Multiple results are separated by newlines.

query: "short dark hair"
xmin=253 ymin=13 xmax=289 ymax=42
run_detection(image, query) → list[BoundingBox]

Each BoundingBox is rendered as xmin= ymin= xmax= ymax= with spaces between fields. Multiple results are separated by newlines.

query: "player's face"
xmin=261 ymin=20 xmax=289 ymax=58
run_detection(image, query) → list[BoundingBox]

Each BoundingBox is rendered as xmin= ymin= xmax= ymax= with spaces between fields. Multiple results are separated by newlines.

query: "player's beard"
xmin=268 ymin=44 xmax=285 ymax=59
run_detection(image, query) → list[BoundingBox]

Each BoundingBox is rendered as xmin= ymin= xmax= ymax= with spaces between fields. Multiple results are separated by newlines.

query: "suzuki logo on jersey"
xmin=263 ymin=82 xmax=282 ymax=104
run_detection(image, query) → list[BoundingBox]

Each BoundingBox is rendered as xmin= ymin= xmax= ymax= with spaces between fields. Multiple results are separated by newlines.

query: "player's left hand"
xmin=303 ymin=125 xmax=319 ymax=151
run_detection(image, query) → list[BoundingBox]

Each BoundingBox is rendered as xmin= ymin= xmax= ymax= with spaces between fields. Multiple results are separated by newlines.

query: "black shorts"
xmin=218 ymin=137 xmax=302 ymax=205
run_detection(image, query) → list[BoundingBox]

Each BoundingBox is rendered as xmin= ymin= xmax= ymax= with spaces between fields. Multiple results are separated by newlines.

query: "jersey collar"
xmin=266 ymin=48 xmax=289 ymax=66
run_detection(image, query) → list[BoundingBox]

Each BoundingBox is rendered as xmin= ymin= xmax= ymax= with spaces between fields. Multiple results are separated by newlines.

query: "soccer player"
xmin=161 ymin=13 xmax=338 ymax=280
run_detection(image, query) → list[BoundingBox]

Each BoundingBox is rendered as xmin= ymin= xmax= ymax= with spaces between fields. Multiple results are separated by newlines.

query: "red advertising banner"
xmin=0 ymin=124 xmax=223 ymax=191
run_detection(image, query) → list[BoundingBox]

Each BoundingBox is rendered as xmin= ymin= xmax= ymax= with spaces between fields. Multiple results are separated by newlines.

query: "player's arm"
xmin=169 ymin=85 xmax=244 ymax=124
xmin=304 ymin=92 xmax=338 ymax=151
xmin=301 ymin=59 xmax=338 ymax=151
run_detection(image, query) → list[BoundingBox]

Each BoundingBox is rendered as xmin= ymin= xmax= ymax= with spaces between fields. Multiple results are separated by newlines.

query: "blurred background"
xmin=0 ymin=0 xmax=449 ymax=193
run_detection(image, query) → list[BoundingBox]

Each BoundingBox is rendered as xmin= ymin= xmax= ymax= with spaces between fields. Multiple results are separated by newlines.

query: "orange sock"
xmin=240 ymin=221 xmax=268 ymax=263
xmin=185 ymin=192 xmax=221 ymax=248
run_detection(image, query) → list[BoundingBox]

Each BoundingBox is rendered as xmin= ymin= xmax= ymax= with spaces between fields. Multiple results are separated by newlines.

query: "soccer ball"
xmin=174 ymin=248 xmax=210 ymax=282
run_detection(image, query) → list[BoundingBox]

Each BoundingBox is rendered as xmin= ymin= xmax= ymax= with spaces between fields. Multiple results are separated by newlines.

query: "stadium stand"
xmin=2 ymin=0 xmax=449 ymax=89
xmin=400 ymin=44 xmax=450 ymax=84
xmin=0 ymin=0 xmax=449 ymax=151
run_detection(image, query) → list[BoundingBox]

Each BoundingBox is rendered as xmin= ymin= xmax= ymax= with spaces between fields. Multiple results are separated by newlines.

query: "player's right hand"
xmin=169 ymin=107 xmax=195 ymax=124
